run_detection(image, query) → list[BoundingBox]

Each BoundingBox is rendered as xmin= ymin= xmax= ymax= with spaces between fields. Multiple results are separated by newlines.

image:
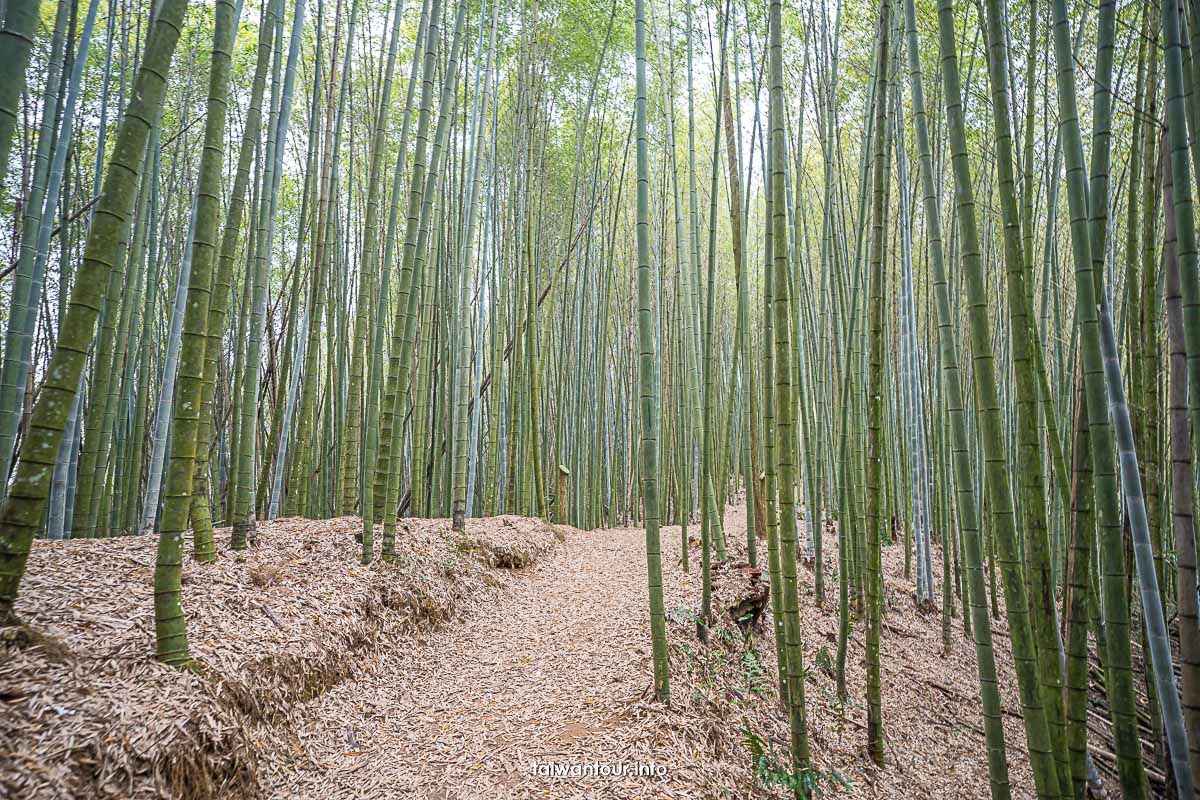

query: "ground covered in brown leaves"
xmin=0 ymin=515 xmax=558 ymax=799
xmin=3 ymin=505 xmax=1037 ymax=799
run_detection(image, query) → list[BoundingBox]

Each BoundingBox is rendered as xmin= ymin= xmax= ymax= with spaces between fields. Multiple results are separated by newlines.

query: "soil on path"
xmin=272 ymin=522 xmax=683 ymax=799
xmin=272 ymin=507 xmax=1036 ymax=800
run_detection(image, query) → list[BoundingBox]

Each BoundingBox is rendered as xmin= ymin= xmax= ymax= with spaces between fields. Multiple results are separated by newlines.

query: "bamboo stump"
xmin=557 ymin=465 xmax=569 ymax=524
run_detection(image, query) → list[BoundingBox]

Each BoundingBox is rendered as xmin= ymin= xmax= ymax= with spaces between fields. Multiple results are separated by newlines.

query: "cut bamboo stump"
xmin=556 ymin=465 xmax=569 ymax=524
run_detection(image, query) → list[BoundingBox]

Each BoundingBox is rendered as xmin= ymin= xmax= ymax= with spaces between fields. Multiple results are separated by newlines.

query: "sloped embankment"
xmin=0 ymin=515 xmax=561 ymax=800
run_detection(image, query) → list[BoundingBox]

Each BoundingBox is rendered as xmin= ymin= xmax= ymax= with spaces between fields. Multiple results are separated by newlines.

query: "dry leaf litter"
xmin=1 ymin=515 xmax=556 ymax=799
xmin=2 ymin=503 xmax=1080 ymax=799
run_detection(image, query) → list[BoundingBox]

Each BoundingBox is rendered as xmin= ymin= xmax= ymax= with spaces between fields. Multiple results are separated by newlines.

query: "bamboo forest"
xmin=4 ymin=0 xmax=1200 ymax=796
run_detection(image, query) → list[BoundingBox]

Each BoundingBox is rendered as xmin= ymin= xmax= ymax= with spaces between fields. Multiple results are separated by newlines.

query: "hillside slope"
xmin=1 ymin=516 xmax=559 ymax=799
xmin=2 ymin=505 xmax=1047 ymax=799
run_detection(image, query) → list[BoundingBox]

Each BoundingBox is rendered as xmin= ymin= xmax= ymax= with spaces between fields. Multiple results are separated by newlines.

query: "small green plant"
xmin=741 ymin=648 xmax=769 ymax=695
xmin=742 ymin=721 xmax=852 ymax=797
xmin=671 ymin=604 xmax=693 ymax=621
xmin=814 ymin=645 xmax=835 ymax=675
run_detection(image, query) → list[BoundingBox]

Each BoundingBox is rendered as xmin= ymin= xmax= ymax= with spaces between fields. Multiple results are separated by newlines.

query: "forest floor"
xmin=267 ymin=504 xmax=1037 ymax=800
xmin=2 ymin=504 xmax=1038 ymax=800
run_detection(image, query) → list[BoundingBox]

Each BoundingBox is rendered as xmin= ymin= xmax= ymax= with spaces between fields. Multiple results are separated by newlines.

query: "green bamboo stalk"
xmin=341 ymin=0 xmax=405 ymax=518
xmin=863 ymin=0 xmax=890 ymax=766
xmin=190 ymin=0 xmax=279 ymax=552
xmin=901 ymin=0 xmax=1010 ymax=791
xmin=0 ymin=0 xmax=192 ymax=619
xmin=1049 ymin=0 xmax=1149 ymax=792
xmin=153 ymin=0 xmax=240 ymax=665
xmin=769 ymin=0 xmax=810 ymax=781
xmin=0 ymin=0 xmax=39 ymax=195
xmin=935 ymin=1 xmax=1062 ymax=794
xmin=634 ymin=0 xmax=669 ymax=703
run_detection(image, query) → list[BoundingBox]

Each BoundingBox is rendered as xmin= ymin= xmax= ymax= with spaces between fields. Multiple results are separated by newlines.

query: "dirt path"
xmin=9 ymin=505 xmax=1041 ymax=800
xmin=268 ymin=509 xmax=1038 ymax=800
xmin=272 ymin=523 xmax=686 ymax=799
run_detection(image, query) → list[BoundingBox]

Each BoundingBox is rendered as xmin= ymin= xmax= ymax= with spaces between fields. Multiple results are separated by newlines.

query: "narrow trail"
xmin=276 ymin=523 xmax=684 ymax=799
xmin=269 ymin=508 xmax=1036 ymax=800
